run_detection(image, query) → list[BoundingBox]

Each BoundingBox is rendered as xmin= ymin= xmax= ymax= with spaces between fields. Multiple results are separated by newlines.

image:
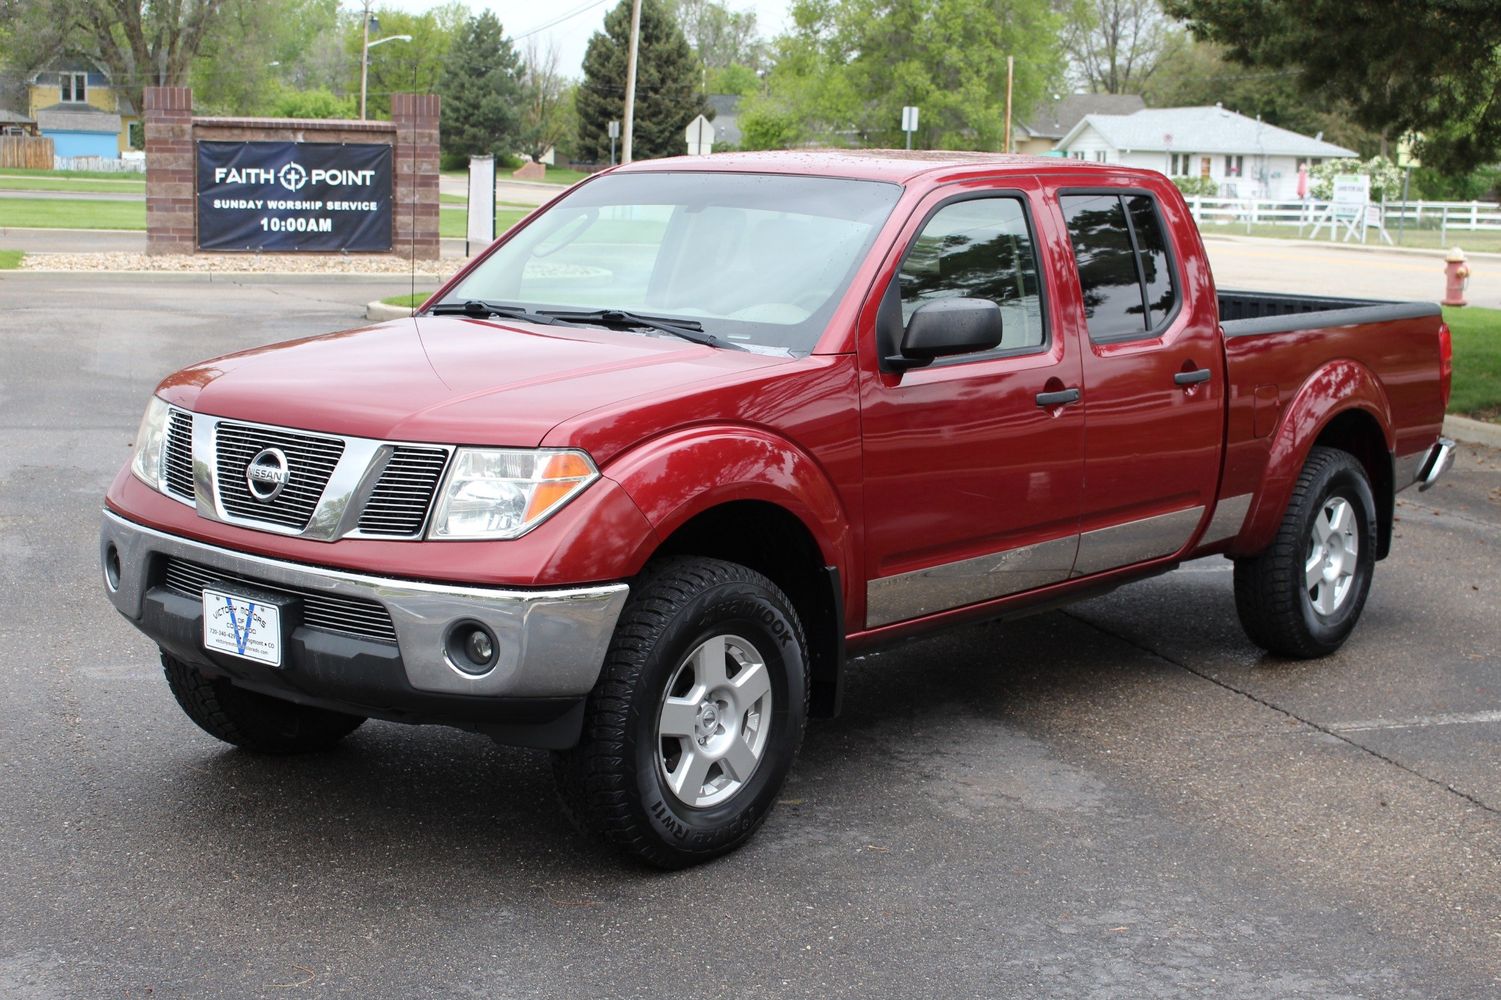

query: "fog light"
xmin=104 ymin=544 xmax=121 ymax=592
xmin=445 ymin=621 xmax=498 ymax=676
xmin=465 ymin=629 xmax=494 ymax=663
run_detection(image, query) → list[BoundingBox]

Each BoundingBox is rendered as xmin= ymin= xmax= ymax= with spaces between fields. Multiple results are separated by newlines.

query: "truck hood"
xmin=158 ymin=316 xmax=796 ymax=446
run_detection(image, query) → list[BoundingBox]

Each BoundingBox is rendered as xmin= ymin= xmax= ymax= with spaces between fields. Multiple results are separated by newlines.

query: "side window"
xmin=1126 ymin=195 xmax=1177 ymax=327
xmin=898 ymin=197 xmax=1045 ymax=356
xmin=1060 ymin=192 xmax=1179 ymax=341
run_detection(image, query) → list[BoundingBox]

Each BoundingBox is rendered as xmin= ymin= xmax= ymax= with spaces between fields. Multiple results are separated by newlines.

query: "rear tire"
xmin=162 ymin=653 xmax=366 ymax=753
xmin=1233 ymin=446 xmax=1377 ymax=658
xmin=552 ymin=557 xmax=809 ymax=869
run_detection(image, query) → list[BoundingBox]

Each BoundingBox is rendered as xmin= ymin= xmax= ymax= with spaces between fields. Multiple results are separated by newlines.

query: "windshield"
xmin=435 ymin=171 xmax=903 ymax=354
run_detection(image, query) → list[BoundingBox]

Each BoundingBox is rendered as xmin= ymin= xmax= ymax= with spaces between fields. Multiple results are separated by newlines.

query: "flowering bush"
xmin=1310 ymin=156 xmax=1404 ymax=201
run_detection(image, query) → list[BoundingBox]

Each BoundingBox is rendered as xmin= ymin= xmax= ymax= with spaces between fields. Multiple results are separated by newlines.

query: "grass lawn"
xmin=0 ymin=250 xmax=23 ymax=269
xmin=0 ymin=197 xmax=145 ymax=229
xmin=0 ymin=174 xmax=145 ymax=194
xmin=438 ymin=208 xmax=527 ymax=240
xmin=381 ymin=291 xmax=433 ymax=308
xmin=0 ymin=167 xmax=145 ymax=182
xmin=440 ymin=166 xmax=592 ymax=186
xmin=1443 ymin=305 xmax=1501 ymax=421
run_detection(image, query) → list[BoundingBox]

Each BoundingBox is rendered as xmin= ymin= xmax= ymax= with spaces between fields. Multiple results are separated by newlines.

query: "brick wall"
xmin=144 ymin=87 xmax=441 ymax=258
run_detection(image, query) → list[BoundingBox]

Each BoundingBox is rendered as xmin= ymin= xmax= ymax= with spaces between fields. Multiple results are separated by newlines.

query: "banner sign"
xmin=196 ymin=140 xmax=392 ymax=252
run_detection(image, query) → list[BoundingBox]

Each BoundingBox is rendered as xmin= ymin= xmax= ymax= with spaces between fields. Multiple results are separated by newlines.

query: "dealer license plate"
xmin=202 ymin=588 xmax=283 ymax=667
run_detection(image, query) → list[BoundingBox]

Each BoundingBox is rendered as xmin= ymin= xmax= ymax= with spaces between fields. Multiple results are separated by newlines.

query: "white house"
xmin=1055 ymin=106 xmax=1358 ymax=201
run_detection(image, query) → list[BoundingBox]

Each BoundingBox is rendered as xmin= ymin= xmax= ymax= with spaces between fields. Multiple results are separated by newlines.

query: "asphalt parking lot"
xmin=1 ymin=271 xmax=1498 ymax=998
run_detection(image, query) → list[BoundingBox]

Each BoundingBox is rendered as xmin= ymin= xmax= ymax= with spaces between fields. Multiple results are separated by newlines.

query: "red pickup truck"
xmin=101 ymin=151 xmax=1454 ymax=867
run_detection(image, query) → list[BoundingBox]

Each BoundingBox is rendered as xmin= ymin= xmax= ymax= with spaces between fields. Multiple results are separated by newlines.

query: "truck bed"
xmin=1219 ymin=290 xmax=1440 ymax=338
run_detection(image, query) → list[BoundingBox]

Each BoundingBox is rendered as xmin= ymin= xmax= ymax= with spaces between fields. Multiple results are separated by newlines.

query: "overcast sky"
xmin=386 ymin=0 xmax=793 ymax=79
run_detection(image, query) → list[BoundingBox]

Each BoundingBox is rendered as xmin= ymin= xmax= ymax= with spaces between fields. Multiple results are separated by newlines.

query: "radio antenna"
xmin=409 ymin=102 xmax=417 ymax=312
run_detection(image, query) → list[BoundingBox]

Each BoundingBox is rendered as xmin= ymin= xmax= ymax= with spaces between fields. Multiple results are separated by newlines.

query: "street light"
xmin=360 ymin=31 xmax=412 ymax=120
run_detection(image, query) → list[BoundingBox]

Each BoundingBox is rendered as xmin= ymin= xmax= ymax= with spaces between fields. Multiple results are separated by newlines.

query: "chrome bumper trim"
xmin=1417 ymin=437 xmax=1456 ymax=492
xmin=100 ymin=509 xmax=628 ymax=698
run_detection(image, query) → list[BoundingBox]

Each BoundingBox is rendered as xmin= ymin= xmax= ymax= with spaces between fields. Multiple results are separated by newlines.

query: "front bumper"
xmin=101 ymin=510 xmax=629 ymax=743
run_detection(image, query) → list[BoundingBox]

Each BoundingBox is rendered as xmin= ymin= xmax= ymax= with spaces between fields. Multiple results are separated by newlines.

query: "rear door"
xmin=858 ymin=179 xmax=1085 ymax=628
xmin=1056 ymin=185 xmax=1225 ymax=576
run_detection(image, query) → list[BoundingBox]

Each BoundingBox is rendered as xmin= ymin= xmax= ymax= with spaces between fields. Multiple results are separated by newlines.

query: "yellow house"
xmin=26 ymin=63 xmax=136 ymax=158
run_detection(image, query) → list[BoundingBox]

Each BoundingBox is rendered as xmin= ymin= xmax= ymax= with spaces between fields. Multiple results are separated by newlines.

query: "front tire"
xmin=1234 ymin=446 xmax=1378 ymax=658
xmin=162 ymin=654 xmax=366 ymax=753
xmin=553 ymin=557 xmax=809 ymax=869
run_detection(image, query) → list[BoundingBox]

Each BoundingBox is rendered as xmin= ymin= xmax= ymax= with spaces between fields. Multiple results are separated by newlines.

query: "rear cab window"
xmin=1060 ymin=192 xmax=1180 ymax=341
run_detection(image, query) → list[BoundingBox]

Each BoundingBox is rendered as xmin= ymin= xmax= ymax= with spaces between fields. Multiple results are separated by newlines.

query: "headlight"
xmin=129 ymin=396 xmax=171 ymax=491
xmin=429 ymin=448 xmax=598 ymax=540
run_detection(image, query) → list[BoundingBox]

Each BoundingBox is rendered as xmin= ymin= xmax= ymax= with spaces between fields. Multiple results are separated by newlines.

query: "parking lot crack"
xmin=1060 ymin=610 xmax=1501 ymax=819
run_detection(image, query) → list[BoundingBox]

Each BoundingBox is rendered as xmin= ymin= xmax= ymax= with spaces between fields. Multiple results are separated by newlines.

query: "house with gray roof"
xmin=1012 ymin=93 xmax=1146 ymax=156
xmin=1056 ymin=105 xmax=1357 ymax=200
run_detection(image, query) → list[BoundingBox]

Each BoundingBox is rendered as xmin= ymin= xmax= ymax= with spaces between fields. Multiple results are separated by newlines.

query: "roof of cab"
xmin=613 ymin=148 xmax=1136 ymax=186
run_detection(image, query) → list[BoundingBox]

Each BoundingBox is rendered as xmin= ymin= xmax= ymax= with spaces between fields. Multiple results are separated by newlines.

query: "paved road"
xmin=0 ymin=272 xmax=1498 ymax=998
xmin=0 ymin=189 xmax=143 ymax=202
xmin=0 ymin=227 xmax=476 ymax=259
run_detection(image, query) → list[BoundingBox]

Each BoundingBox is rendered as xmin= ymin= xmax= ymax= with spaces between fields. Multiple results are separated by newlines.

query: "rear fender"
xmin=1231 ymin=359 xmax=1393 ymax=557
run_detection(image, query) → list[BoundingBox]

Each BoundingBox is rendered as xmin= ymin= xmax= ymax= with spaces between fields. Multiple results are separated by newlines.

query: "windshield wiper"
xmin=540 ymin=308 xmax=745 ymax=351
xmin=427 ymin=300 xmax=560 ymax=325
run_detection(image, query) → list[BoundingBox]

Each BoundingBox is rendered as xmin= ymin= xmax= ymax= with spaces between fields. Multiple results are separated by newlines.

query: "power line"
xmin=514 ymin=0 xmax=613 ymax=41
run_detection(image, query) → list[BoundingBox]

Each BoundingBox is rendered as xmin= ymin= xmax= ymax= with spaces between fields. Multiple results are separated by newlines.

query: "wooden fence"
xmin=0 ymin=135 xmax=54 ymax=169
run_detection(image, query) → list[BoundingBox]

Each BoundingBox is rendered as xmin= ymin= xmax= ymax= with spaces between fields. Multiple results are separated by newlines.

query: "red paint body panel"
xmin=106 ymin=152 xmax=1450 ymax=651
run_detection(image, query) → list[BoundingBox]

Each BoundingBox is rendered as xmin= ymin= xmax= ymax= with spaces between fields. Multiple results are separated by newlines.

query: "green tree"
xmin=346 ymin=4 xmax=466 ymax=119
xmin=520 ymin=42 xmax=574 ymax=163
xmin=1143 ymin=38 xmax=1378 ymax=156
xmin=0 ymin=0 xmax=234 ymax=114
xmin=668 ymin=0 xmax=765 ymax=70
xmin=749 ymin=0 xmax=1062 ymax=150
xmin=438 ymin=11 xmax=523 ymax=160
xmin=577 ymin=0 xmax=710 ymax=162
xmin=191 ymin=0 xmax=342 ymax=115
xmin=1062 ymin=0 xmax=1180 ymax=95
xmin=267 ymin=87 xmax=356 ymax=119
xmin=1163 ymin=0 xmax=1501 ymax=173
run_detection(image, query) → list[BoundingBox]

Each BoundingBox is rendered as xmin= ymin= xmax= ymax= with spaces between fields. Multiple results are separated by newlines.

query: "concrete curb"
xmin=1444 ymin=414 xmax=1501 ymax=449
xmin=366 ymin=300 xmax=415 ymax=321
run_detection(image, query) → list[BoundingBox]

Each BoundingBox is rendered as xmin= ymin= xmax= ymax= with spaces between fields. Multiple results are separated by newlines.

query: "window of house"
xmin=60 ymin=72 xmax=87 ymax=103
xmin=1224 ymin=155 xmax=1244 ymax=177
xmin=1169 ymin=153 xmax=1197 ymax=177
xmin=1060 ymin=192 xmax=1180 ymax=342
xmin=1094 ymin=150 xmax=1108 ymax=163
xmin=898 ymin=196 xmax=1046 ymax=358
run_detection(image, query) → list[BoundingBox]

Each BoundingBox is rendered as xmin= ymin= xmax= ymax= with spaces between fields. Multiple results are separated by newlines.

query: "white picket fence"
xmin=53 ymin=153 xmax=145 ymax=173
xmin=1185 ymin=196 xmax=1501 ymax=234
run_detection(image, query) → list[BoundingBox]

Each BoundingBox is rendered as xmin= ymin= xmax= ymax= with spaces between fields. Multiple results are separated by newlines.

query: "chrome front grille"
xmin=215 ymin=422 xmax=345 ymax=531
xmin=162 ymin=556 xmax=398 ymax=644
xmin=358 ymin=447 xmax=450 ymax=537
xmin=163 ymin=408 xmax=196 ymax=502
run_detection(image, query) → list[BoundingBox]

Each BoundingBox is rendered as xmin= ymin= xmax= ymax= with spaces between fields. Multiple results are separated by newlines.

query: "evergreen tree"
xmin=439 ymin=11 xmax=523 ymax=160
xmin=577 ymin=0 xmax=709 ymax=162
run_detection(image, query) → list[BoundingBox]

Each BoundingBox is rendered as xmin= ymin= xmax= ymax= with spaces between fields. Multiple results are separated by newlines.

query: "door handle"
xmin=1035 ymin=387 xmax=1082 ymax=407
xmin=1174 ymin=368 xmax=1212 ymax=386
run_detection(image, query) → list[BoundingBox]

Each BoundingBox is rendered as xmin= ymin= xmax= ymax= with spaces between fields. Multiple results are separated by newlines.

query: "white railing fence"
xmin=1185 ymin=197 xmax=1501 ymax=236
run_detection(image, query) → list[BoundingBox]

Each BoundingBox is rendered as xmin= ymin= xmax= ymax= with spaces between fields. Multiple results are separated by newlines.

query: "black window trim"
xmin=1057 ymin=185 xmax=1184 ymax=345
xmin=879 ymin=187 xmax=1053 ymax=372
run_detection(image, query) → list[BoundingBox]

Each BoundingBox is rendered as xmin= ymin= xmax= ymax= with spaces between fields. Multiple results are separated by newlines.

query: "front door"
xmin=859 ymin=181 xmax=1085 ymax=629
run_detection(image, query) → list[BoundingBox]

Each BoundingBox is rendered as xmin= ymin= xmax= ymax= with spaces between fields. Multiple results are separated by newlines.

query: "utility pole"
xmin=621 ymin=0 xmax=643 ymax=163
xmin=359 ymin=0 xmax=373 ymax=121
xmin=1004 ymin=55 xmax=1014 ymax=154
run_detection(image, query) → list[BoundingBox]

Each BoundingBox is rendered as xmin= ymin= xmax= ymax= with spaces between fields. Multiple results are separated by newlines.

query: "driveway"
xmin=0 ymin=271 xmax=1497 ymax=998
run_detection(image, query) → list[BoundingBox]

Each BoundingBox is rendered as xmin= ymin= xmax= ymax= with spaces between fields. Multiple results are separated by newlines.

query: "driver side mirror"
xmin=885 ymin=298 xmax=1004 ymax=372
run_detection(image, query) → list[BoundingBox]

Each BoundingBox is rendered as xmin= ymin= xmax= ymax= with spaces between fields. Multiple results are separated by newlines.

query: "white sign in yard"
xmin=1331 ymin=173 xmax=1370 ymax=214
xmin=202 ymin=589 xmax=282 ymax=667
xmin=466 ymin=154 xmax=496 ymax=253
xmin=685 ymin=114 xmax=714 ymax=156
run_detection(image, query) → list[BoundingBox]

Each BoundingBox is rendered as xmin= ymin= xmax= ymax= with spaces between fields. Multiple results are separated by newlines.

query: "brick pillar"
xmin=144 ymin=86 xmax=195 ymax=255
xmin=391 ymin=93 xmax=441 ymax=260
